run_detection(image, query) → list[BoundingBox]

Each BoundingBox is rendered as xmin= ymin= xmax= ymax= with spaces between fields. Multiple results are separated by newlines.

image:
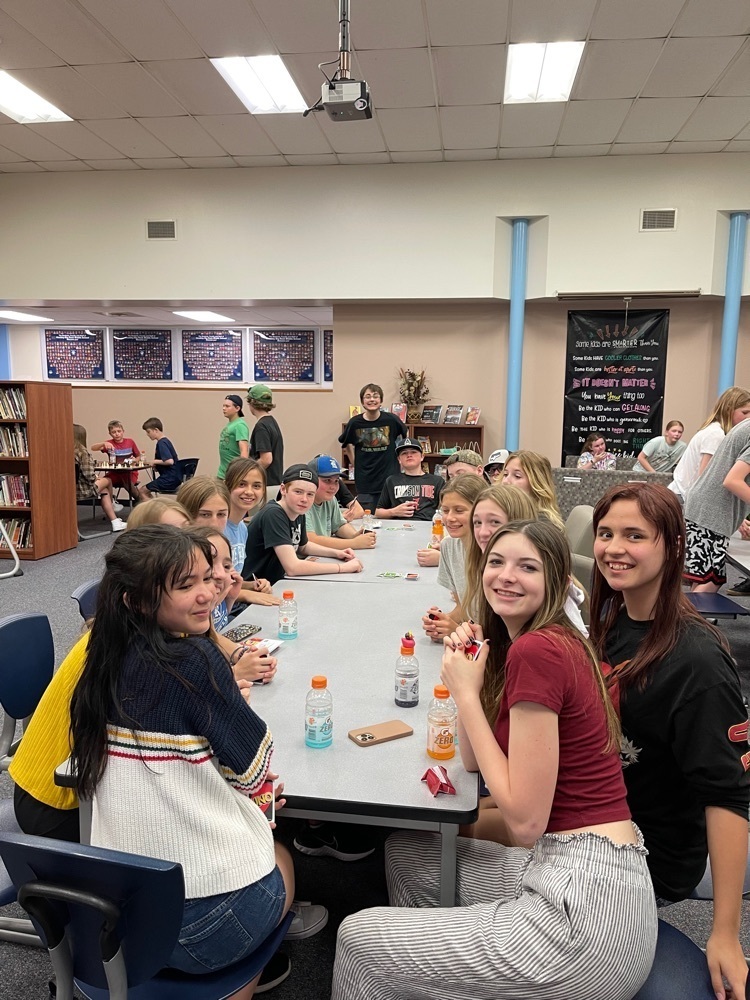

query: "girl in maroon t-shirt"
xmin=332 ymin=519 xmax=657 ymax=1000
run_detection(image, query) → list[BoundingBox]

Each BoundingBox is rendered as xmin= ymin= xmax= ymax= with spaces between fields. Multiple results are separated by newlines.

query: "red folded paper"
xmin=421 ymin=764 xmax=456 ymax=797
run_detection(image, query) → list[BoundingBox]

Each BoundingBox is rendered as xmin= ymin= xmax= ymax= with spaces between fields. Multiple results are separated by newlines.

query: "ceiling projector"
xmin=321 ymin=79 xmax=372 ymax=122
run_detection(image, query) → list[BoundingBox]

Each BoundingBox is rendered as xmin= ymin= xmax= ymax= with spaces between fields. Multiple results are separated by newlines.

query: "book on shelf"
xmin=0 ymin=474 xmax=30 ymax=506
xmin=420 ymin=405 xmax=442 ymax=424
xmin=0 ymin=423 xmax=28 ymax=457
xmin=0 ymin=515 xmax=32 ymax=549
xmin=465 ymin=406 xmax=481 ymax=425
xmin=0 ymin=386 xmax=26 ymax=420
xmin=416 ymin=435 xmax=432 ymax=454
xmin=443 ymin=404 xmax=464 ymax=425
xmin=390 ymin=402 xmax=407 ymax=422
xmin=349 ymin=405 xmax=363 ymax=418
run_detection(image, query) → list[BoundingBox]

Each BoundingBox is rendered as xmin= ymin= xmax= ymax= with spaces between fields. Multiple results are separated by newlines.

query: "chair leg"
xmin=0 ymin=915 xmax=44 ymax=946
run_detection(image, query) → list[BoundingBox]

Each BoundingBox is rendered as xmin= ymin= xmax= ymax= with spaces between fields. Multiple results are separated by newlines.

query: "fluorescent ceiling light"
xmin=0 ymin=310 xmax=54 ymax=322
xmin=173 ymin=310 xmax=236 ymax=322
xmin=0 ymin=71 xmax=72 ymax=124
xmin=211 ymin=56 xmax=306 ymax=114
xmin=504 ymin=42 xmax=585 ymax=104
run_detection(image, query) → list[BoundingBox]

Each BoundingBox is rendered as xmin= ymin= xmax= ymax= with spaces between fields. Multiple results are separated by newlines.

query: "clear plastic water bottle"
xmin=362 ymin=509 xmax=374 ymax=531
xmin=430 ymin=510 xmax=444 ymax=548
xmin=427 ymin=685 xmax=456 ymax=760
xmin=305 ymin=675 xmax=333 ymax=748
xmin=278 ymin=590 xmax=298 ymax=639
xmin=394 ymin=632 xmax=419 ymax=707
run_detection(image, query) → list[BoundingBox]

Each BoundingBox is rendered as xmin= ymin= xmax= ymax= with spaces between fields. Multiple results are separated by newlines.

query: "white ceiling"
xmin=0 ymin=0 xmax=747 ymax=172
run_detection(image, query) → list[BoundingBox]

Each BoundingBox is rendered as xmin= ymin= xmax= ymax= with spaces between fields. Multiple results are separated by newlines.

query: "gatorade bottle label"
xmin=395 ymin=676 xmax=419 ymax=705
xmin=427 ymin=723 xmax=455 ymax=760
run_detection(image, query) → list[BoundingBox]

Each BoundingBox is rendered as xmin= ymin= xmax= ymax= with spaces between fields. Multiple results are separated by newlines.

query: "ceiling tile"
xmin=434 ymin=46 xmax=505 ymax=105
xmin=735 ymin=121 xmax=750 ymax=139
xmin=195 ymin=115 xmax=282 ymax=156
xmin=0 ymin=0 xmax=127 ymax=64
xmin=557 ymin=99 xmax=632 ymax=144
xmin=591 ymin=0 xmax=684 ymax=39
xmin=84 ymin=158 xmax=140 ymax=169
xmin=132 ymin=157 xmax=189 ymax=168
xmin=391 ymin=150 xmax=443 ymax=161
xmin=181 ymin=156 xmax=237 ymax=168
xmin=667 ymin=140 xmax=728 ymax=153
xmin=76 ymin=0 xmax=203 ymax=60
xmin=642 ymin=37 xmax=744 ymax=97
xmin=337 ymin=152 xmax=391 ymax=164
xmin=9 ymin=67 xmax=126 ymax=120
xmin=713 ymin=47 xmax=750 ymax=97
xmin=444 ymin=148 xmax=498 ymax=160
xmin=144 ymin=59 xmax=246 ymax=115
xmin=497 ymin=146 xmax=553 ymax=158
xmin=500 ymin=103 xmax=566 ymax=147
xmin=285 ymin=153 xmax=339 ymax=165
xmin=724 ymin=139 xmax=750 ymax=151
xmin=233 ymin=155 xmax=288 ymax=167
xmin=440 ymin=105 xmax=500 ymax=149
xmin=315 ymin=116 xmax=387 ymax=153
xmin=0 ymin=11 xmax=64 ymax=68
xmin=162 ymin=0 xmax=274 ymax=57
xmin=377 ymin=108 xmax=441 ymax=151
xmin=673 ymin=0 xmax=750 ymax=37
xmin=676 ymin=96 xmax=750 ymax=139
xmin=554 ymin=144 xmax=610 ymax=156
xmin=355 ymin=0 xmax=426 ymax=49
xmin=510 ymin=0 xmax=597 ymax=43
xmin=251 ymin=0 xmax=338 ymax=54
xmin=85 ymin=118 xmax=175 ymax=157
xmin=138 ymin=116 xmax=227 ymax=156
xmin=426 ymin=0 xmax=508 ymax=46
xmin=248 ymin=114 xmax=331 ymax=154
xmin=610 ymin=142 xmax=670 ymax=154
xmin=356 ymin=49 xmax=435 ymax=108
xmin=0 ymin=124 xmax=72 ymax=160
xmin=41 ymin=159 xmax=95 ymax=170
xmin=617 ymin=97 xmax=700 ymax=141
xmin=0 ymin=145 xmax=25 ymax=163
xmin=76 ymin=63 xmax=187 ymax=117
xmin=0 ymin=161 xmax=46 ymax=171
xmin=573 ymin=40 xmax=664 ymax=99
xmin=27 ymin=122 xmax=122 ymax=158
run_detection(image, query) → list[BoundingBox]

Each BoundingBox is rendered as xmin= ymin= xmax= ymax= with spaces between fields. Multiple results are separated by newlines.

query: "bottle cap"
xmin=364 ymin=509 xmax=371 ymax=514
xmin=311 ymin=675 xmax=327 ymax=688
xmin=433 ymin=685 xmax=450 ymax=699
xmin=282 ymin=591 xmax=294 ymax=599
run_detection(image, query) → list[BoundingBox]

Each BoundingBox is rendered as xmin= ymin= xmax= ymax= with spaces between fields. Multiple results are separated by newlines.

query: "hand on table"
xmin=252 ymin=577 xmax=273 ymax=594
xmin=422 ymin=606 xmax=453 ymax=640
xmin=340 ymin=557 xmax=363 ymax=574
xmin=351 ymin=530 xmax=377 ymax=549
xmin=232 ymin=646 xmax=278 ymax=684
xmin=440 ymin=622 xmax=487 ymax=703
xmin=416 ymin=547 xmax=440 ymax=567
xmin=339 ymin=547 xmax=357 ymax=561
xmin=391 ymin=500 xmax=417 ymax=518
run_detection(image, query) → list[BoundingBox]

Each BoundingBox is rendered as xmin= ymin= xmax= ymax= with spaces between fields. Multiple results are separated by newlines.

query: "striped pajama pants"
xmin=332 ymin=829 xmax=657 ymax=1000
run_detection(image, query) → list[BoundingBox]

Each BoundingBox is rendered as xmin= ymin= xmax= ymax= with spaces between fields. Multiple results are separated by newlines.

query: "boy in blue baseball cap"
xmin=305 ymin=455 xmax=377 ymax=551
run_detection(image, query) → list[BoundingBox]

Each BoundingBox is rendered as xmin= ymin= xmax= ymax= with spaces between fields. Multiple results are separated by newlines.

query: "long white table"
xmin=230 ymin=533 xmax=478 ymax=906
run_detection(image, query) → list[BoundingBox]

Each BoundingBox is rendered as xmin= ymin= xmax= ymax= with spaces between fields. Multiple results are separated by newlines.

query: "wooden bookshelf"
xmin=0 ymin=381 xmax=77 ymax=560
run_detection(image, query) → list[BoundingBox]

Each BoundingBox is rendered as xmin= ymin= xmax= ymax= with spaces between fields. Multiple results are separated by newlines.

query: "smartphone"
xmin=464 ymin=639 xmax=485 ymax=660
xmin=348 ymin=720 xmax=414 ymax=747
xmin=223 ymin=623 xmax=262 ymax=642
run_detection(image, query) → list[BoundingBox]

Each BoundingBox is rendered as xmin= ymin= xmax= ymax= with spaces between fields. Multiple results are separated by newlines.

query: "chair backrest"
xmin=266 ymin=485 xmax=279 ymax=503
xmin=178 ymin=458 xmax=199 ymax=482
xmin=565 ymin=505 xmax=595 ymax=560
xmin=0 ymin=612 xmax=54 ymax=727
xmin=71 ymin=579 xmax=100 ymax=622
xmin=0 ymin=833 xmax=185 ymax=989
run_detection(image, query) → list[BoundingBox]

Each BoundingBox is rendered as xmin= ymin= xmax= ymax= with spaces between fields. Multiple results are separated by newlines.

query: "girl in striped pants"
xmin=332 ymin=519 xmax=657 ymax=1000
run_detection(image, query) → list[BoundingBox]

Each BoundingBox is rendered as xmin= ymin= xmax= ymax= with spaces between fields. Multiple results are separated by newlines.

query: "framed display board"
xmin=182 ymin=330 xmax=243 ymax=381
xmin=113 ymin=329 xmax=172 ymax=380
xmin=45 ymin=329 xmax=105 ymax=380
xmin=323 ymin=329 xmax=333 ymax=381
xmin=253 ymin=329 xmax=314 ymax=382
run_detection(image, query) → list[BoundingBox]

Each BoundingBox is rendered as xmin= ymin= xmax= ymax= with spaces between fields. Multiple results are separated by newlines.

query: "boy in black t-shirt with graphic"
xmin=242 ymin=464 xmax=363 ymax=585
xmin=338 ymin=383 xmax=407 ymax=513
xmin=376 ymin=438 xmax=444 ymax=521
xmin=139 ymin=417 xmax=181 ymax=499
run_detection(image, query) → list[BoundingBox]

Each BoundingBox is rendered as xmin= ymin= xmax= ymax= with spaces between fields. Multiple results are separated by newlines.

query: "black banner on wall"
xmin=562 ymin=310 xmax=669 ymax=465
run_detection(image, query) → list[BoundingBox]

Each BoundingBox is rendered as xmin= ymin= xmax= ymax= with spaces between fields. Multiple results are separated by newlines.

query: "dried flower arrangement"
xmin=398 ymin=368 xmax=431 ymax=421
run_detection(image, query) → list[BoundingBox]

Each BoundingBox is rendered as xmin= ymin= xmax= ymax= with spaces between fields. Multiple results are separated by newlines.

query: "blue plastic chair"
xmin=632 ymin=919 xmax=715 ymax=1000
xmin=71 ymin=579 xmax=101 ymax=622
xmin=0 ymin=832 xmax=293 ymax=1000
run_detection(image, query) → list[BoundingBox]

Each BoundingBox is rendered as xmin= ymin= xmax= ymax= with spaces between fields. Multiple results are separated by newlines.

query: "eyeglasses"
xmin=362 ymin=395 xmax=380 ymax=401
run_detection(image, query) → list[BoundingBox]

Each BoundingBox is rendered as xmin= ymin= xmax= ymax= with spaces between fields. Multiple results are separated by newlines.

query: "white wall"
xmin=1 ymin=153 xmax=748 ymax=302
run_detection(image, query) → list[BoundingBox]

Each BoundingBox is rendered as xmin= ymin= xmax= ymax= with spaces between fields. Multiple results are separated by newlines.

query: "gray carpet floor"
xmin=0 ymin=515 xmax=748 ymax=999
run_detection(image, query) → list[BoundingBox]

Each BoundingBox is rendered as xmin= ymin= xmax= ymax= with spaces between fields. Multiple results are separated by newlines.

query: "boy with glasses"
xmin=338 ymin=383 xmax=407 ymax=513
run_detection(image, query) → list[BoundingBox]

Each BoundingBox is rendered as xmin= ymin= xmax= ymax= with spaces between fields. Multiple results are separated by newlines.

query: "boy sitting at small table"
xmin=91 ymin=420 xmax=142 ymax=502
xmin=243 ymin=463 xmax=363 ymax=585
xmin=305 ymin=455 xmax=376 ymax=551
xmin=138 ymin=417 xmax=181 ymax=500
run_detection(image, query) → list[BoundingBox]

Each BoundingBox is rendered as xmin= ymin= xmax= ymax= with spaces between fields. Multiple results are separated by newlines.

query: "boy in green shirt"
xmin=305 ymin=456 xmax=377 ymax=551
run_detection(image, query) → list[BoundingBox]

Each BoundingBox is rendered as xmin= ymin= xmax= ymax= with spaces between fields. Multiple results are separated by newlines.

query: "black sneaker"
xmin=293 ymin=822 xmax=376 ymax=861
xmin=726 ymin=578 xmax=750 ymax=596
xmin=256 ymin=951 xmax=291 ymax=993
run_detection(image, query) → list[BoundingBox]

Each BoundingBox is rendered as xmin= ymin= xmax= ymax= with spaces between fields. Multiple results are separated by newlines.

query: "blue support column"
xmin=0 ymin=325 xmax=9 ymax=380
xmin=718 ymin=211 xmax=748 ymax=393
xmin=505 ymin=218 xmax=529 ymax=451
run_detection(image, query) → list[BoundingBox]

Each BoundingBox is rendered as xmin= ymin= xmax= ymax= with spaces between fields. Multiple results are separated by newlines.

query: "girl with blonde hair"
xmin=502 ymin=450 xmax=564 ymax=527
xmin=125 ymin=495 xmax=190 ymax=529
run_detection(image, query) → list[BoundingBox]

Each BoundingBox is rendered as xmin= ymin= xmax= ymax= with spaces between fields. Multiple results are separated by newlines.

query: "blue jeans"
xmin=168 ymin=866 xmax=286 ymax=974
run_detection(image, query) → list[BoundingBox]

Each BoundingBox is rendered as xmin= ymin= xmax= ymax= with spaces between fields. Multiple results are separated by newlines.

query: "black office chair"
xmin=0 ymin=832 xmax=293 ymax=1000
xmin=178 ymin=458 xmax=199 ymax=482
xmin=71 ymin=579 xmax=101 ymax=622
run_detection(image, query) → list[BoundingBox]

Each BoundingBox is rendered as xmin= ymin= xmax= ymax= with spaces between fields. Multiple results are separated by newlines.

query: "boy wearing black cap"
xmin=243 ymin=464 xmax=364 ymax=585
xmin=376 ymin=438 xmax=444 ymax=521
xmin=218 ymin=394 xmax=249 ymax=479
xmin=247 ymin=383 xmax=284 ymax=487
xmin=305 ymin=455 xmax=377 ymax=551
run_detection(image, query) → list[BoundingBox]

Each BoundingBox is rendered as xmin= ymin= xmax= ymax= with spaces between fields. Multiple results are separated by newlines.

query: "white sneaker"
xmin=113 ymin=501 xmax=124 ymax=513
xmin=111 ymin=518 xmax=126 ymax=532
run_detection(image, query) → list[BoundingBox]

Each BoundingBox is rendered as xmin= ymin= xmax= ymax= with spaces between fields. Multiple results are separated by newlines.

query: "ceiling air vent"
xmin=146 ymin=219 xmax=177 ymax=240
xmin=640 ymin=209 xmax=676 ymax=232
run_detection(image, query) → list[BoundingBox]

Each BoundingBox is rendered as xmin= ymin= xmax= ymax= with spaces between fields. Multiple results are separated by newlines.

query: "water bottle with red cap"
xmin=394 ymin=631 xmax=419 ymax=707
